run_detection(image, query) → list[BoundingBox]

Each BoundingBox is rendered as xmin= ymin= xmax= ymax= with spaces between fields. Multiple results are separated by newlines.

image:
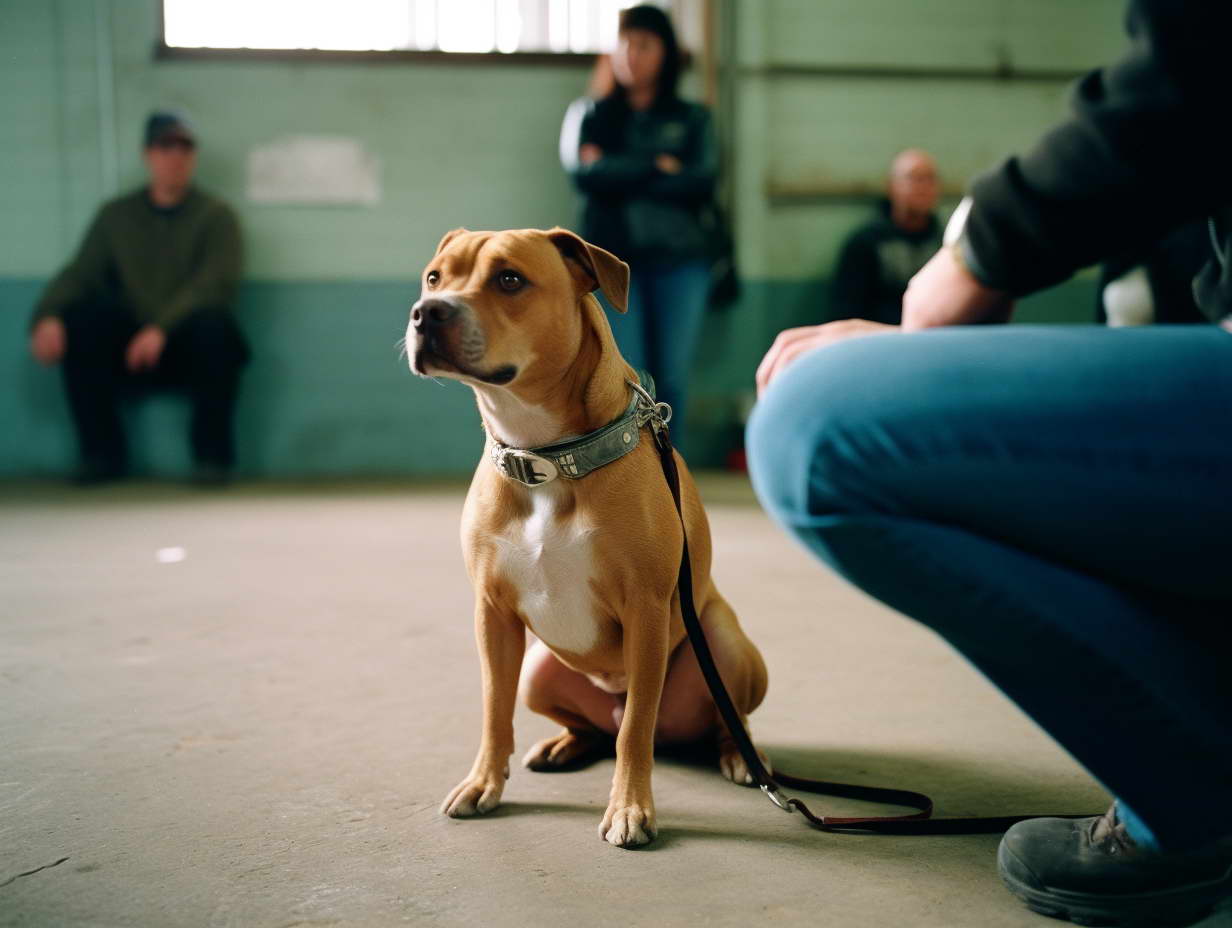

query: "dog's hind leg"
xmin=658 ymin=594 xmax=770 ymax=785
xmin=519 ymin=639 xmax=619 ymax=770
xmin=522 ymin=728 xmax=610 ymax=771
xmin=716 ymin=713 xmax=773 ymax=786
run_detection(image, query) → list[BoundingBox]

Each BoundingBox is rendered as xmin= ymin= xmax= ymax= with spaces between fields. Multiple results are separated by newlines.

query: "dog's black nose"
xmin=411 ymin=299 xmax=458 ymax=330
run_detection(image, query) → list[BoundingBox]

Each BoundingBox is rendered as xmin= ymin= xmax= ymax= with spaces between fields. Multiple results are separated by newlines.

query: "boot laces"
xmin=1089 ymin=804 xmax=1138 ymax=856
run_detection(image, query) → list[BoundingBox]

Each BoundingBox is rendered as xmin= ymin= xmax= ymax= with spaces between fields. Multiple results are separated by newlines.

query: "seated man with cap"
xmin=28 ymin=109 xmax=247 ymax=485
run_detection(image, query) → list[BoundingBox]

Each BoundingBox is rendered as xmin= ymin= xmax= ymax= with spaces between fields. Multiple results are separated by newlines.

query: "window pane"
xmin=438 ymin=0 xmax=496 ymax=53
xmin=547 ymin=0 xmax=570 ymax=53
xmin=567 ymin=0 xmax=591 ymax=53
xmin=165 ymin=0 xmax=412 ymax=50
xmin=496 ymin=1 xmax=523 ymax=54
xmin=598 ymin=0 xmax=623 ymax=52
xmin=413 ymin=0 xmax=437 ymax=51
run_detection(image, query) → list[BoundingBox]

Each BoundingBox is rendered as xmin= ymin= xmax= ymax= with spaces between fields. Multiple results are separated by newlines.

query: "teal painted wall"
xmin=0 ymin=273 xmax=1097 ymax=477
xmin=4 ymin=278 xmax=484 ymax=477
xmin=1 ymin=0 xmax=1119 ymax=477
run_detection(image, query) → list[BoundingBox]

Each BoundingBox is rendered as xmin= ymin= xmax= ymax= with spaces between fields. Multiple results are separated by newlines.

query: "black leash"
xmin=649 ymin=420 xmax=1092 ymax=835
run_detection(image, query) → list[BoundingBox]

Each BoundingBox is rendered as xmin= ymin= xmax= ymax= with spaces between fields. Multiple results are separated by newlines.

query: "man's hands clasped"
xmin=30 ymin=318 xmax=166 ymax=372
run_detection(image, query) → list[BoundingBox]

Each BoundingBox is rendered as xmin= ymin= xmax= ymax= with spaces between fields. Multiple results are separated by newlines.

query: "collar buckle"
xmin=491 ymin=445 xmax=559 ymax=487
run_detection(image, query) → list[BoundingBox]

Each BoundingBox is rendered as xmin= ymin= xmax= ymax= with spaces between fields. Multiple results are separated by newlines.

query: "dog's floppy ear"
xmin=546 ymin=227 xmax=630 ymax=313
xmin=434 ymin=228 xmax=469 ymax=256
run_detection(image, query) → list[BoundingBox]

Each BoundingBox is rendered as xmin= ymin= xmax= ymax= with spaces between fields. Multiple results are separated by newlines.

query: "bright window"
xmin=161 ymin=0 xmax=676 ymax=55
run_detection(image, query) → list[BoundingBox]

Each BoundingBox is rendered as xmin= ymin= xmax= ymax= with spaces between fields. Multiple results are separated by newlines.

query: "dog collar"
xmin=489 ymin=371 xmax=672 ymax=487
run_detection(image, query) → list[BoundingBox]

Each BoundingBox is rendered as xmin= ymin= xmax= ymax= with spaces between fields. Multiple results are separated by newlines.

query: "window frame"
xmin=154 ymin=42 xmax=599 ymax=66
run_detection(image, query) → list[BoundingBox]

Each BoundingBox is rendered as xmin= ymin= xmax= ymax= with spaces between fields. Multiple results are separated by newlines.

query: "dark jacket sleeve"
xmin=560 ymin=97 xmax=655 ymax=196
xmin=156 ymin=203 xmax=243 ymax=331
xmin=830 ymin=229 xmax=879 ymax=321
xmin=644 ymin=105 xmax=718 ymax=201
xmin=961 ymin=0 xmax=1232 ymax=296
xmin=31 ymin=205 xmax=114 ymax=329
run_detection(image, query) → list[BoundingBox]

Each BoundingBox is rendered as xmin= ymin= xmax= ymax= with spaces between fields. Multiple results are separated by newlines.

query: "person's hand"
xmin=29 ymin=317 xmax=67 ymax=366
xmin=579 ymin=143 xmax=603 ymax=166
xmin=756 ymin=319 xmax=897 ymax=397
xmin=902 ymin=246 xmax=1014 ymax=330
xmin=125 ymin=325 xmax=166 ymax=372
xmin=655 ymin=153 xmax=682 ymax=175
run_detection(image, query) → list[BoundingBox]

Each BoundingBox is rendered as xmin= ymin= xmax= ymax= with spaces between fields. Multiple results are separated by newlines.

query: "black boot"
xmin=998 ymin=804 xmax=1232 ymax=926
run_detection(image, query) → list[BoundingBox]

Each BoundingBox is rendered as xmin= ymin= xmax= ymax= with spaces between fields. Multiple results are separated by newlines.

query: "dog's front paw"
xmin=598 ymin=799 xmax=657 ymax=848
xmin=440 ymin=769 xmax=507 ymax=818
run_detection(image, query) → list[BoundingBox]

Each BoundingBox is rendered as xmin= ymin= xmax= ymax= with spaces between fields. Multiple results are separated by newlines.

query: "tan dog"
xmin=408 ymin=227 xmax=767 ymax=847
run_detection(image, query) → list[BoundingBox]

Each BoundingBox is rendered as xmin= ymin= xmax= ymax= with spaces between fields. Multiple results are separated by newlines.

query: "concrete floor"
xmin=2 ymin=476 xmax=1227 ymax=928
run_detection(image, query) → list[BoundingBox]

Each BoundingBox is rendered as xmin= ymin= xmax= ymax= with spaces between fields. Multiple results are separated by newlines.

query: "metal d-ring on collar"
xmin=489 ymin=371 xmax=672 ymax=488
xmin=628 ymin=377 xmax=672 ymax=437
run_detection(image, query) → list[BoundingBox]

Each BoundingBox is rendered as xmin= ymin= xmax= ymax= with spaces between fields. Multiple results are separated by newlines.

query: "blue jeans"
xmin=747 ymin=325 xmax=1232 ymax=848
xmin=605 ymin=261 xmax=710 ymax=455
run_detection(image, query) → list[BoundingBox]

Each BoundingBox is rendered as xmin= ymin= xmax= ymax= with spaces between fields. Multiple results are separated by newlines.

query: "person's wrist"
xmin=954 ymin=234 xmax=1001 ymax=291
xmin=947 ymin=241 xmax=975 ymax=281
xmin=943 ymin=195 xmax=1002 ymax=291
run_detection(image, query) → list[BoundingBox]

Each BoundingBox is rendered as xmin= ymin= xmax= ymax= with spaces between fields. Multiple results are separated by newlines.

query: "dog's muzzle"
xmin=409 ymin=295 xmax=515 ymax=382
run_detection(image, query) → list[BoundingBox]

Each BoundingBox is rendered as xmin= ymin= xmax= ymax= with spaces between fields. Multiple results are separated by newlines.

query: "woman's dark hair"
xmin=617 ymin=4 xmax=682 ymax=103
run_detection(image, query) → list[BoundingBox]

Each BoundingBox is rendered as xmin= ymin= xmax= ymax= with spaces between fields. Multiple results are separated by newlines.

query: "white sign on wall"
xmin=247 ymin=135 xmax=381 ymax=206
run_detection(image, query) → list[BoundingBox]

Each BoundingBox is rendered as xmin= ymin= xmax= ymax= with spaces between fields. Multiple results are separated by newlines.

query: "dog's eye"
xmin=497 ymin=270 xmax=525 ymax=293
xmin=426 ymin=271 xmax=440 ymax=288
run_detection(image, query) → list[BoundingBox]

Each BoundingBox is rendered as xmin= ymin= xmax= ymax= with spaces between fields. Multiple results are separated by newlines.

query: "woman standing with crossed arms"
xmin=560 ymin=5 xmax=717 ymax=455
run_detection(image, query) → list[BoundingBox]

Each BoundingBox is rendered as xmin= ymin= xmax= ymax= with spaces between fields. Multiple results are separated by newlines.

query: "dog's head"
xmin=406 ymin=227 xmax=629 ymax=390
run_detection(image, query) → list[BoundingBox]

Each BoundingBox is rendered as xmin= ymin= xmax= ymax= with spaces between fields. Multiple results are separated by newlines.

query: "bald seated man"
xmin=829 ymin=149 xmax=942 ymax=324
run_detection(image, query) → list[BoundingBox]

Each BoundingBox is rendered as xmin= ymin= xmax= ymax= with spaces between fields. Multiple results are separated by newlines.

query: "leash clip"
xmin=491 ymin=445 xmax=559 ymax=487
xmin=761 ymin=783 xmax=796 ymax=814
xmin=627 ymin=379 xmax=672 ymax=436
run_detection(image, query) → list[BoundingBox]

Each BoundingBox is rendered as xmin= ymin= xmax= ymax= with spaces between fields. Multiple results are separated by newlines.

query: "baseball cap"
xmin=144 ymin=109 xmax=197 ymax=147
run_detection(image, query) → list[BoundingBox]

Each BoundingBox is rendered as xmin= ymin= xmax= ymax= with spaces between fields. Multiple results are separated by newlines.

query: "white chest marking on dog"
xmin=495 ymin=483 xmax=601 ymax=655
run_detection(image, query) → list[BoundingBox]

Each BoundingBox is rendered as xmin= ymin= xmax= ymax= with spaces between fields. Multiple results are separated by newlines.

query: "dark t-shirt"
xmin=831 ymin=201 xmax=941 ymax=324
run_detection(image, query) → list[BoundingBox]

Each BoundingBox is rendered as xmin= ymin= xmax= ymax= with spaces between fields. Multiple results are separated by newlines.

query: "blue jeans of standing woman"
xmin=605 ymin=261 xmax=710 ymax=455
xmin=746 ymin=325 xmax=1232 ymax=849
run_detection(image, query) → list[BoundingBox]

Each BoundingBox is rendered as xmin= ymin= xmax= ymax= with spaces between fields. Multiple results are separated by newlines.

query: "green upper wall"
xmin=729 ymin=0 xmax=1128 ymax=280
xmin=3 ymin=0 xmax=1129 ymax=284
xmin=1 ymin=0 xmax=592 ymax=281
